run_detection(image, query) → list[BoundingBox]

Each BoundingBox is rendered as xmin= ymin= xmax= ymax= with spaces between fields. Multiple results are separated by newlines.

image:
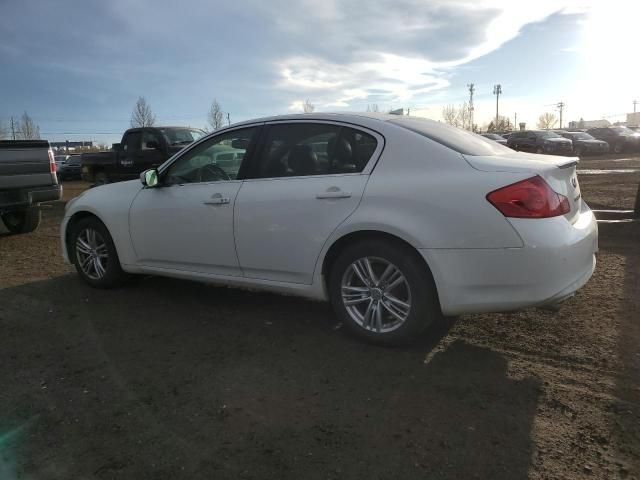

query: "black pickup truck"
xmin=81 ymin=126 xmax=205 ymax=185
xmin=0 ymin=140 xmax=62 ymax=234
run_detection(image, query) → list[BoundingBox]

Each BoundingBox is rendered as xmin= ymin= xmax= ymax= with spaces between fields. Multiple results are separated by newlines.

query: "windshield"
xmin=389 ymin=117 xmax=513 ymax=156
xmin=160 ymin=128 xmax=206 ymax=145
xmin=539 ymin=131 xmax=561 ymax=138
xmin=612 ymin=126 xmax=635 ymax=135
xmin=568 ymin=132 xmax=594 ymax=140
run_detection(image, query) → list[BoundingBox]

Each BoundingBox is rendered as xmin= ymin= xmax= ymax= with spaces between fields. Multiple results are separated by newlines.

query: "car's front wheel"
xmin=70 ymin=217 xmax=127 ymax=288
xmin=328 ymin=239 xmax=441 ymax=345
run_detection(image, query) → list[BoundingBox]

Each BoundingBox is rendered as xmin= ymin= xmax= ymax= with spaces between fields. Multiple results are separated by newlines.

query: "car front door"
xmin=234 ymin=121 xmax=383 ymax=284
xmin=128 ymin=125 xmax=261 ymax=276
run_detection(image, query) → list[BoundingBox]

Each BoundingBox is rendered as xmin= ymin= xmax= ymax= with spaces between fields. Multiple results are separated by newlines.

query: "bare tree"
xmin=17 ymin=111 xmax=41 ymax=139
xmin=303 ymin=99 xmax=315 ymax=113
xmin=366 ymin=104 xmax=380 ymax=113
xmin=0 ymin=121 xmax=6 ymax=140
xmin=442 ymin=104 xmax=459 ymax=127
xmin=458 ymin=101 xmax=471 ymax=130
xmin=537 ymin=112 xmax=558 ymax=130
xmin=486 ymin=116 xmax=513 ymax=133
xmin=207 ymin=99 xmax=225 ymax=131
xmin=130 ymin=96 xmax=156 ymax=128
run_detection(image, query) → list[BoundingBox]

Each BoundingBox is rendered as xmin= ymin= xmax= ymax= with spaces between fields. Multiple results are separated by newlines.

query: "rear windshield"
xmin=389 ymin=117 xmax=513 ymax=156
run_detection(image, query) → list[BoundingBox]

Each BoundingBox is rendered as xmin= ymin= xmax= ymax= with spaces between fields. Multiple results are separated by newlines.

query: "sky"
xmin=1 ymin=0 xmax=639 ymax=145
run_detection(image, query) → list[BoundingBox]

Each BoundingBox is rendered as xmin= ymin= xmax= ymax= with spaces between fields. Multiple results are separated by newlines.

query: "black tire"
xmin=94 ymin=172 xmax=109 ymax=186
xmin=574 ymin=146 xmax=583 ymax=157
xmin=328 ymin=239 xmax=441 ymax=345
xmin=1 ymin=207 xmax=41 ymax=234
xmin=613 ymin=142 xmax=624 ymax=154
xmin=70 ymin=216 xmax=127 ymax=288
xmin=535 ymin=146 xmax=544 ymax=154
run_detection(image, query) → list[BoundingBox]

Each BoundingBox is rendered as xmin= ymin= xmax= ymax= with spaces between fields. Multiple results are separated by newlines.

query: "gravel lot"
xmin=1 ymin=157 xmax=639 ymax=479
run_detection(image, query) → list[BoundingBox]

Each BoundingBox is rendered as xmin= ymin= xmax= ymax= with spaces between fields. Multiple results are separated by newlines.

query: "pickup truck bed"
xmin=0 ymin=140 xmax=62 ymax=234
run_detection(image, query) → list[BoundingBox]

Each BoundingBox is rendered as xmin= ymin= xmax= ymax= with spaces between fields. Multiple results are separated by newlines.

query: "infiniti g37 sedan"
xmin=61 ymin=113 xmax=598 ymax=344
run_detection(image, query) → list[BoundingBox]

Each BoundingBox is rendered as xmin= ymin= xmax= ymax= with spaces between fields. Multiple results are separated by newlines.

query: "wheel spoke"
xmin=363 ymin=258 xmax=378 ymax=285
xmin=76 ymin=241 xmax=91 ymax=255
xmin=344 ymin=296 xmax=371 ymax=306
xmin=381 ymin=299 xmax=409 ymax=321
xmin=378 ymin=263 xmax=395 ymax=284
xmin=386 ymin=271 xmax=405 ymax=292
xmin=362 ymin=300 xmax=374 ymax=328
xmin=385 ymin=293 xmax=410 ymax=311
xmin=351 ymin=260 xmax=370 ymax=286
xmin=374 ymin=302 xmax=383 ymax=333
xmin=342 ymin=286 xmax=369 ymax=293
xmin=94 ymin=258 xmax=106 ymax=277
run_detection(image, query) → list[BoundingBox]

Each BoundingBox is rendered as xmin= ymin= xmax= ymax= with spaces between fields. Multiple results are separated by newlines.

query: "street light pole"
xmin=493 ymin=84 xmax=502 ymax=130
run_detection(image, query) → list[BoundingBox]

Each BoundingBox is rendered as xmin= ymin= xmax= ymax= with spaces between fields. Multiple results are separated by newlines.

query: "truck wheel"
xmin=94 ymin=172 xmax=109 ymax=186
xmin=1 ymin=208 xmax=41 ymax=234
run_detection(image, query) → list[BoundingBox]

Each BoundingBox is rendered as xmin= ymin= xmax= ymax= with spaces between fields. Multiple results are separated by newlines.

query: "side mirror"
xmin=146 ymin=140 xmax=160 ymax=150
xmin=140 ymin=168 xmax=159 ymax=188
xmin=112 ymin=143 xmax=123 ymax=151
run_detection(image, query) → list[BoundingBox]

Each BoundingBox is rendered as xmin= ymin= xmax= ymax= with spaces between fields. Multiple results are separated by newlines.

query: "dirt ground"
xmin=0 ymin=157 xmax=638 ymax=480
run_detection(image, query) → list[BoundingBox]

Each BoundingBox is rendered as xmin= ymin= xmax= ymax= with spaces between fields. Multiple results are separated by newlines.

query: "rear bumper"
xmin=0 ymin=184 xmax=62 ymax=211
xmin=422 ymin=204 xmax=598 ymax=316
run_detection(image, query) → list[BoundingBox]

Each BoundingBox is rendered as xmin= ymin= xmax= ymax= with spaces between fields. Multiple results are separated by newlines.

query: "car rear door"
xmin=233 ymin=121 xmax=383 ymax=284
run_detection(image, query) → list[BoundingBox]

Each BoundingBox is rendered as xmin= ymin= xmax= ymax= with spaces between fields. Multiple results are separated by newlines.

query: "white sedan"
xmin=61 ymin=113 xmax=597 ymax=344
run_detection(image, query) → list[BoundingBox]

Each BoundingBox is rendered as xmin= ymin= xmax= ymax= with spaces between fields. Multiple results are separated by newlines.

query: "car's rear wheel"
xmin=328 ymin=239 xmax=441 ymax=345
xmin=1 ymin=207 xmax=41 ymax=234
xmin=613 ymin=142 xmax=624 ymax=154
xmin=574 ymin=145 xmax=583 ymax=156
xmin=71 ymin=217 xmax=127 ymax=288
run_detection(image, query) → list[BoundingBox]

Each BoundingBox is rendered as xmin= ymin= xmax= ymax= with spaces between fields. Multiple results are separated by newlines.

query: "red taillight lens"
xmin=487 ymin=175 xmax=570 ymax=218
xmin=48 ymin=149 xmax=56 ymax=173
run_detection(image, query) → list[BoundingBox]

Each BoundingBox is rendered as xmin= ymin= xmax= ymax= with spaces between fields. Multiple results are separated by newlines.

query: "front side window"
xmin=159 ymin=128 xmax=206 ymax=146
xmin=142 ymin=130 xmax=162 ymax=150
xmin=163 ymin=127 xmax=257 ymax=185
xmin=254 ymin=123 xmax=377 ymax=178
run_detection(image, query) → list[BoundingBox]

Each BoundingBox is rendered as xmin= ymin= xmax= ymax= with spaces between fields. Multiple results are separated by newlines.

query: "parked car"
xmin=81 ymin=127 xmax=205 ymax=185
xmin=55 ymin=154 xmax=82 ymax=180
xmin=480 ymin=133 xmax=508 ymax=146
xmin=507 ymin=130 xmax=573 ymax=155
xmin=61 ymin=113 xmax=597 ymax=345
xmin=556 ymin=131 xmax=609 ymax=156
xmin=586 ymin=127 xmax=640 ymax=153
xmin=1 ymin=140 xmax=62 ymax=234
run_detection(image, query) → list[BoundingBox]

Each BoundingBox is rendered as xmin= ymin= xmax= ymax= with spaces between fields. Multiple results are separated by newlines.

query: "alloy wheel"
xmin=76 ymin=228 xmax=108 ymax=280
xmin=341 ymin=257 xmax=412 ymax=333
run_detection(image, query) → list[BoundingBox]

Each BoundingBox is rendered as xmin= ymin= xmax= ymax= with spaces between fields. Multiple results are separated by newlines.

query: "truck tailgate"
xmin=0 ymin=140 xmax=57 ymax=189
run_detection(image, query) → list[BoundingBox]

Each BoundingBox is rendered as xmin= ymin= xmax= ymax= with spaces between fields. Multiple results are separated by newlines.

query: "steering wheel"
xmin=196 ymin=164 xmax=230 ymax=182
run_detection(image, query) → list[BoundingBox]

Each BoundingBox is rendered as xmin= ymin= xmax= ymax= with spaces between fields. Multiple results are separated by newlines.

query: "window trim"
xmin=157 ymin=123 xmax=264 ymax=184
xmin=242 ymin=119 xmax=385 ymax=181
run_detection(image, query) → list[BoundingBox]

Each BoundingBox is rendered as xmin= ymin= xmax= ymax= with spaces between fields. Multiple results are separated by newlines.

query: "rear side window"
xmin=254 ymin=123 xmax=377 ymax=178
xmin=124 ymin=131 xmax=141 ymax=152
xmin=389 ymin=117 xmax=513 ymax=156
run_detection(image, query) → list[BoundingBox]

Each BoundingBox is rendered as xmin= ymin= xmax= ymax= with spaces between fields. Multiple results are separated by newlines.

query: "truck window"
xmin=124 ymin=131 xmax=142 ymax=152
xmin=142 ymin=130 xmax=162 ymax=150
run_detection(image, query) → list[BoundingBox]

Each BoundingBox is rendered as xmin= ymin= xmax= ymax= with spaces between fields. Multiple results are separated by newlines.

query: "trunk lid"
xmin=463 ymin=152 xmax=582 ymax=224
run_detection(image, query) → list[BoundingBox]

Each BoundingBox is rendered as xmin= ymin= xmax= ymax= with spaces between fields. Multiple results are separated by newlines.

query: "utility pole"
xmin=557 ymin=101 xmax=565 ymax=129
xmin=10 ymin=116 xmax=16 ymax=140
xmin=514 ymin=112 xmax=517 ymax=129
xmin=467 ymin=83 xmax=475 ymax=131
xmin=226 ymin=112 xmax=231 ymax=126
xmin=493 ymin=84 xmax=502 ymax=130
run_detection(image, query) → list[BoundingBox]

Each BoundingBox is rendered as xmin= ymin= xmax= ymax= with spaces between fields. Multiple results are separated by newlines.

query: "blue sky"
xmin=1 ymin=0 xmax=638 ymax=144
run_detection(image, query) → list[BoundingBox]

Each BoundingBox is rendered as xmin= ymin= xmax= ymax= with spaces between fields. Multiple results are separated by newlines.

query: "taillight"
xmin=487 ymin=175 xmax=570 ymax=218
xmin=48 ymin=149 xmax=56 ymax=174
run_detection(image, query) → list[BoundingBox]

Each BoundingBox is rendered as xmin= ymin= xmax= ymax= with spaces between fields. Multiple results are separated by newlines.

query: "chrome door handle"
xmin=204 ymin=193 xmax=230 ymax=205
xmin=316 ymin=191 xmax=352 ymax=199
